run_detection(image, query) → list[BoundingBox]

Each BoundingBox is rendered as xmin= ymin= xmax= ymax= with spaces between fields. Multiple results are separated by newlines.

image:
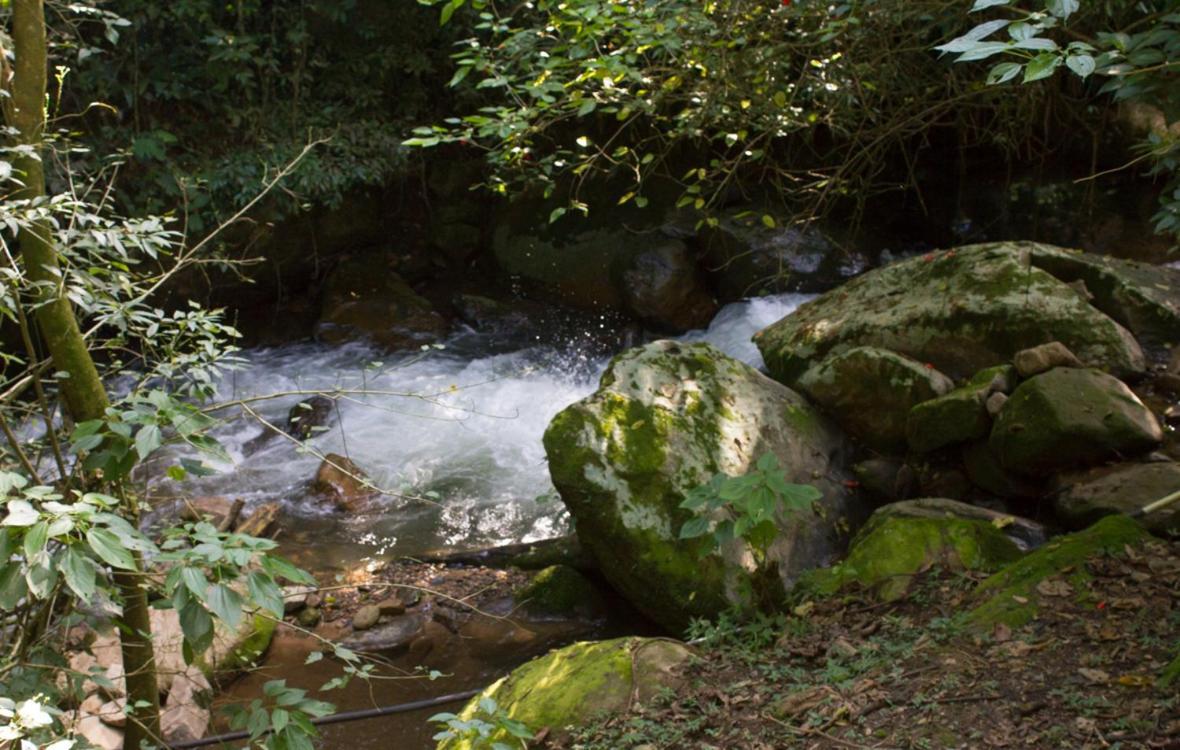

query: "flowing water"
xmin=147 ymin=293 xmax=815 ymax=575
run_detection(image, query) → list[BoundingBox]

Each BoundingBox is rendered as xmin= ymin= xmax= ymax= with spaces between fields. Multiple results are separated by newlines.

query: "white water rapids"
xmin=148 ymin=293 xmax=814 ymax=572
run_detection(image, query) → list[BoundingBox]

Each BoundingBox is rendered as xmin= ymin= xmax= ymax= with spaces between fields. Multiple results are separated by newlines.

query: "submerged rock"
xmin=436 ymin=637 xmax=693 ymax=749
xmin=796 ymin=346 xmax=953 ymax=452
xmin=338 ymin=613 xmax=426 ymax=653
xmin=754 ymin=242 xmax=1147 ymax=385
xmin=796 ymin=505 xmax=1023 ymax=602
xmin=545 ymin=340 xmax=859 ymax=632
xmin=990 ymin=368 xmax=1163 ymax=475
xmin=1053 ymin=461 xmax=1180 ymax=536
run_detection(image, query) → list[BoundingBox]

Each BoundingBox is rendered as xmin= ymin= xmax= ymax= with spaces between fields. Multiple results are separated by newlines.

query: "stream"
xmin=143 ymin=292 xmax=814 ymax=749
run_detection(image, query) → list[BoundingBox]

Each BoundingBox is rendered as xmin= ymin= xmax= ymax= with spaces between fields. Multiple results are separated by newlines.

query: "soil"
xmin=559 ymin=538 xmax=1180 ymax=749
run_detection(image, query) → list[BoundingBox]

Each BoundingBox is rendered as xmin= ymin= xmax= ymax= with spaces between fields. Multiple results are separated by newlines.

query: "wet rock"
xmin=407 ymin=620 xmax=452 ymax=663
xmin=907 ymin=365 xmax=1013 ymax=453
xmin=316 ymin=257 xmax=447 ymax=351
xmin=339 ymin=613 xmax=426 ymax=653
xmin=619 ymin=239 xmax=717 ymax=332
xmin=297 ymin=607 xmax=322 ymax=628
xmin=870 ymin=498 xmax=1048 ymax=551
xmin=286 ymin=396 xmax=335 ymax=441
xmin=796 ymin=505 xmax=1023 ymax=602
xmin=544 ymin=340 xmax=860 ymax=632
xmin=516 ymin=565 xmax=605 ymax=619
xmin=312 ymin=454 xmax=378 ymax=512
xmin=436 ymin=637 xmax=693 ymax=749
xmin=351 ymin=604 xmax=381 ymax=631
xmin=282 ymin=586 xmax=316 ymax=614
xmin=990 ymin=368 xmax=1163 ymax=475
xmin=1053 ymin=461 xmax=1180 ymax=536
xmin=375 ymin=597 xmax=406 ymax=616
xmin=452 ymin=294 xmax=542 ymax=335
xmin=179 ymin=496 xmax=242 ymax=530
xmin=235 ymin=502 xmax=281 ymax=538
xmin=492 ymin=227 xmax=636 ymax=312
xmin=700 ymin=212 xmax=870 ymax=300
xmin=796 ymin=346 xmax=953 ymax=452
xmin=755 ymin=242 xmax=1147 ymax=385
xmin=1013 ymin=341 xmax=1083 ymax=378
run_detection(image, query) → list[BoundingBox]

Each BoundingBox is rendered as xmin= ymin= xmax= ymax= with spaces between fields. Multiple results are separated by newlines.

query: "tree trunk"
xmin=8 ymin=4 xmax=162 ymax=748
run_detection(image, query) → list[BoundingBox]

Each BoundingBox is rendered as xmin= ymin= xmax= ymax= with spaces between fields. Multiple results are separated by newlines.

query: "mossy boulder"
xmin=966 ymin=515 xmax=1151 ymax=629
xmin=544 ymin=340 xmax=860 ymax=632
xmin=796 ymin=506 xmax=1022 ymax=602
xmin=754 ymin=242 xmax=1146 ymax=386
xmin=1025 ymin=245 xmax=1180 ymax=350
xmin=989 ymin=368 xmax=1163 ymax=475
xmin=1053 ymin=461 xmax=1180 ymax=537
xmin=516 ymin=565 xmax=606 ymax=619
xmin=316 ymin=257 xmax=447 ymax=350
xmin=796 ymin=347 xmax=953 ymax=452
xmin=961 ymin=441 xmax=1045 ymax=501
xmin=436 ymin=637 xmax=693 ymax=749
xmin=906 ymin=365 xmax=1015 ymax=453
xmin=871 ymin=497 xmax=1047 ymax=550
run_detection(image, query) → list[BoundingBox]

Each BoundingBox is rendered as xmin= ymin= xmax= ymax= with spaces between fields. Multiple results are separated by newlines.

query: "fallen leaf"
xmin=1116 ymin=674 xmax=1153 ymax=687
xmin=1012 ymin=595 xmax=1029 ymax=604
xmin=993 ymin=623 xmax=1012 ymax=643
xmin=1035 ymin=579 xmax=1073 ymax=597
xmin=1078 ymin=668 xmax=1109 ymax=685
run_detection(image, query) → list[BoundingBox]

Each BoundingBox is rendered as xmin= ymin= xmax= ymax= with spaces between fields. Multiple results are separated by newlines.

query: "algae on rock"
xmin=795 ymin=507 xmax=1022 ymax=602
xmin=436 ymin=637 xmax=693 ymax=749
xmin=544 ymin=340 xmax=859 ymax=632
xmin=754 ymin=242 xmax=1147 ymax=386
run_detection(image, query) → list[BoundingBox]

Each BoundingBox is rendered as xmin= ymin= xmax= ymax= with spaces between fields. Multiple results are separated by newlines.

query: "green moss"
xmin=1160 ymin=648 xmax=1180 ymax=689
xmin=517 ymin=565 xmax=602 ymax=617
xmin=438 ymin=638 xmax=647 ymax=749
xmin=795 ymin=515 xmax=1021 ymax=602
xmin=966 ymin=515 xmax=1150 ymax=630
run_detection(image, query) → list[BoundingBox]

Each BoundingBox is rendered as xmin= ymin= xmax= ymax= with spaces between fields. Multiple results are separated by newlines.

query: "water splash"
xmin=150 ymin=293 xmax=813 ymax=571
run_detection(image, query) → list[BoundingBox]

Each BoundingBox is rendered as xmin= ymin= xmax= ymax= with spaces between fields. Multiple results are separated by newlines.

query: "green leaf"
xmin=247 ymin=570 xmax=284 ymax=618
xmin=180 ymin=567 xmax=210 ymax=599
xmin=970 ymin=0 xmax=1010 ymax=10
xmin=1022 ymin=52 xmax=1062 ymax=82
xmin=25 ymin=550 xmax=56 ymax=598
xmin=261 ymin=555 xmax=316 ymax=586
xmin=679 ymin=516 xmax=712 ymax=539
xmin=206 ymin=583 xmax=245 ymax=628
xmin=1066 ymin=54 xmax=1096 ymax=78
xmin=3 ymin=500 xmax=39 ymax=527
xmin=87 ymin=528 xmax=136 ymax=570
xmin=135 ymin=424 xmax=162 ymax=460
xmin=549 ymin=207 xmax=567 ymax=223
xmin=1046 ymin=0 xmax=1078 ymax=19
xmin=0 ymin=563 xmax=29 ymax=609
xmin=62 ymin=548 xmax=98 ymax=601
xmin=179 ymin=600 xmax=214 ymax=655
xmin=986 ymin=61 xmax=1023 ymax=85
xmin=23 ymin=521 xmax=49 ymax=557
xmin=271 ymin=708 xmax=290 ymax=733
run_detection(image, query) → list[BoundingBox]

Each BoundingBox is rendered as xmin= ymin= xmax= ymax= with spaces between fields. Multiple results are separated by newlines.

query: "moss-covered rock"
xmin=753 ymin=242 xmax=1147 ymax=386
xmin=796 ymin=347 xmax=953 ymax=452
xmin=871 ymin=497 xmax=1047 ymax=550
xmin=1026 ymin=245 xmax=1180 ymax=350
xmin=989 ymin=368 xmax=1163 ymax=475
xmin=544 ymin=340 xmax=860 ymax=632
xmin=966 ymin=515 xmax=1151 ymax=629
xmin=436 ymin=637 xmax=693 ymax=749
xmin=796 ymin=507 xmax=1023 ymax=602
xmin=906 ymin=365 xmax=1014 ymax=453
xmin=516 ymin=565 xmax=606 ymax=619
xmin=961 ymin=441 xmax=1045 ymax=501
xmin=1053 ymin=461 xmax=1180 ymax=537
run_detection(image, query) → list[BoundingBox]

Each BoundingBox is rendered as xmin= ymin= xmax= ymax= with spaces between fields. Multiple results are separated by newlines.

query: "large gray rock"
xmin=544 ymin=340 xmax=860 ymax=632
xmin=796 ymin=347 xmax=953 ymax=452
xmin=1025 ymin=245 xmax=1180 ymax=350
xmin=1053 ymin=461 xmax=1180 ymax=536
xmin=990 ymin=368 xmax=1163 ymax=475
xmin=754 ymin=242 xmax=1147 ymax=385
